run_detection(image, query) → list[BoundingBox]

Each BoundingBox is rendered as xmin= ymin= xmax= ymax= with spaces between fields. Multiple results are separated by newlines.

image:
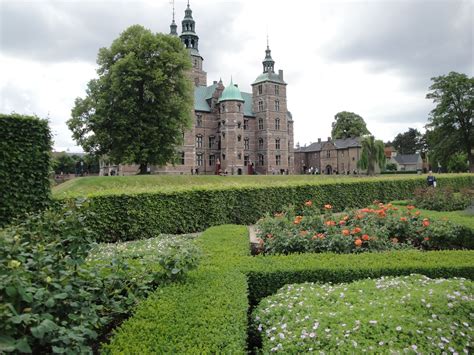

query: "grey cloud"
xmin=323 ymin=0 xmax=473 ymax=90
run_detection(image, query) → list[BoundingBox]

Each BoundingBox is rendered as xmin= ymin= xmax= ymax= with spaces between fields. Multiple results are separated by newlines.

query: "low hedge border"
xmin=58 ymin=175 xmax=474 ymax=242
xmin=104 ymin=225 xmax=474 ymax=353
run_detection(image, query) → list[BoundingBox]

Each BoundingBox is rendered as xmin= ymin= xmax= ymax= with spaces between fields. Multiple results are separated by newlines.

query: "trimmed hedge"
xmin=59 ymin=175 xmax=474 ymax=242
xmin=0 ymin=114 xmax=52 ymax=227
xmin=104 ymin=225 xmax=474 ymax=353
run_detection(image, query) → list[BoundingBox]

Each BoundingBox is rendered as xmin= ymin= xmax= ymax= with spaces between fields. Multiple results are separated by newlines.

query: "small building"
xmin=294 ymin=137 xmax=362 ymax=175
xmin=390 ymin=153 xmax=423 ymax=172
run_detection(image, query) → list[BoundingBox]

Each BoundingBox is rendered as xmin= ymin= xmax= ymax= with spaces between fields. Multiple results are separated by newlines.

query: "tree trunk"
xmin=139 ymin=163 xmax=148 ymax=175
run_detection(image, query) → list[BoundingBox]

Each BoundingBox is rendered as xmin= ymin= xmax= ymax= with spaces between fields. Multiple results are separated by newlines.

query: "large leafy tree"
xmin=392 ymin=128 xmax=423 ymax=154
xmin=68 ymin=25 xmax=193 ymax=174
xmin=426 ymin=72 xmax=474 ymax=172
xmin=331 ymin=111 xmax=371 ymax=139
xmin=357 ymin=136 xmax=386 ymax=176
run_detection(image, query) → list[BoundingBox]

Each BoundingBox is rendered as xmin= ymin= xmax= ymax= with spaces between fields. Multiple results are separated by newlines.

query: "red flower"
xmin=400 ymin=217 xmax=407 ymax=222
xmin=352 ymin=227 xmax=362 ymax=234
xmin=407 ymin=205 xmax=415 ymax=210
xmin=362 ymin=234 xmax=370 ymax=241
xmin=354 ymin=239 xmax=362 ymax=247
xmin=342 ymin=229 xmax=350 ymax=236
xmin=422 ymin=218 xmax=430 ymax=227
xmin=339 ymin=220 xmax=346 ymax=226
xmin=294 ymin=216 xmax=303 ymax=224
xmin=324 ymin=204 xmax=333 ymax=210
xmin=424 ymin=237 xmax=430 ymax=241
xmin=304 ymin=200 xmax=313 ymax=207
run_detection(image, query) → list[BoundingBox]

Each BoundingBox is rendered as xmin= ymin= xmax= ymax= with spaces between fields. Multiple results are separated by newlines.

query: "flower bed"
xmin=253 ymin=274 xmax=473 ymax=353
xmin=255 ymin=201 xmax=474 ymax=254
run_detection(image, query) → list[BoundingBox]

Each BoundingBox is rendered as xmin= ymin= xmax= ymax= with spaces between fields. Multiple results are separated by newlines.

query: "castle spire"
xmin=180 ymin=1 xmax=200 ymax=53
xmin=169 ymin=0 xmax=177 ymax=36
xmin=262 ymin=37 xmax=275 ymax=73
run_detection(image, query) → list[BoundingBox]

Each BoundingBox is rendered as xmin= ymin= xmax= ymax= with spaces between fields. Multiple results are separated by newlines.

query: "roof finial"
xmin=266 ymin=26 xmax=269 ymax=49
xmin=169 ymin=0 xmax=177 ymax=35
xmin=187 ymin=0 xmax=190 ymax=7
xmin=172 ymin=0 xmax=175 ymax=22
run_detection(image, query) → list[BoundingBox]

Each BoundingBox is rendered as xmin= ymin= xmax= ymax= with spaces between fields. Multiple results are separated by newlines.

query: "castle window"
xmin=258 ymin=118 xmax=264 ymax=130
xmin=244 ymin=138 xmax=249 ymax=150
xmin=275 ymin=117 xmax=280 ymax=130
xmin=237 ymin=135 xmax=242 ymax=142
xmin=180 ymin=152 xmax=185 ymax=165
xmin=196 ymin=153 xmax=203 ymax=167
xmin=238 ymin=104 xmax=241 ymax=112
xmin=258 ymin=85 xmax=263 ymax=95
xmin=275 ymin=138 xmax=281 ymax=150
xmin=196 ymin=135 xmax=203 ymax=148
xmin=222 ymin=153 xmax=226 ymax=161
xmin=258 ymin=154 xmax=264 ymax=166
xmin=275 ymin=85 xmax=279 ymax=95
xmin=326 ymin=150 xmax=331 ymax=158
xmin=275 ymin=100 xmax=280 ymax=111
xmin=238 ymin=153 xmax=242 ymax=160
xmin=237 ymin=121 xmax=242 ymax=129
xmin=244 ymin=155 xmax=250 ymax=166
xmin=209 ymin=136 xmax=215 ymax=149
xmin=194 ymin=58 xmax=198 ymax=67
xmin=276 ymin=155 xmax=281 ymax=166
xmin=222 ymin=104 xmax=226 ymax=112
xmin=196 ymin=114 xmax=202 ymax=127
xmin=258 ymin=138 xmax=264 ymax=150
xmin=244 ymin=119 xmax=249 ymax=130
xmin=209 ymin=154 xmax=215 ymax=166
xmin=258 ymin=101 xmax=264 ymax=112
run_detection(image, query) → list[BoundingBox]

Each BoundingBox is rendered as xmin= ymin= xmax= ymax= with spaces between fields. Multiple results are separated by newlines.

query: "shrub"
xmin=255 ymin=201 xmax=473 ymax=254
xmin=413 ymin=187 xmax=472 ymax=211
xmin=253 ymin=275 xmax=473 ymax=353
xmin=0 ymin=113 xmax=52 ymax=227
xmin=57 ymin=175 xmax=474 ymax=242
xmin=0 ymin=200 xmax=200 ymax=353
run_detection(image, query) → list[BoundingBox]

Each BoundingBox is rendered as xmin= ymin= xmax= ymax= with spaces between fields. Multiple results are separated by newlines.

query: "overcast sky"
xmin=1 ymin=0 xmax=472 ymax=151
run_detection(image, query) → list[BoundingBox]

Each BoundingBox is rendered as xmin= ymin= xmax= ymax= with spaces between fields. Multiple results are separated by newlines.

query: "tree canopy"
xmin=68 ymin=25 xmax=193 ymax=174
xmin=357 ymin=136 xmax=386 ymax=176
xmin=426 ymin=72 xmax=474 ymax=172
xmin=331 ymin=111 xmax=371 ymax=139
xmin=392 ymin=128 xmax=423 ymax=155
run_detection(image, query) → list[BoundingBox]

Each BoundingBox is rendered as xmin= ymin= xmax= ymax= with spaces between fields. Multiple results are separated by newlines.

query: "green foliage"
xmin=255 ymin=201 xmax=473 ymax=254
xmin=385 ymin=162 xmax=398 ymax=171
xmin=0 ymin=113 xmax=52 ymax=227
xmin=357 ymin=135 xmax=386 ymax=176
xmin=105 ymin=225 xmax=474 ymax=353
xmin=413 ymin=187 xmax=472 ymax=211
xmin=52 ymin=153 xmax=99 ymax=175
xmin=392 ymin=128 xmax=424 ymax=155
xmin=426 ymin=72 xmax=474 ymax=172
xmin=447 ymin=152 xmax=469 ymax=173
xmin=331 ymin=111 xmax=370 ymax=139
xmin=0 ymin=200 xmax=200 ymax=353
xmin=53 ymin=175 xmax=474 ymax=242
xmin=253 ymin=275 xmax=473 ymax=353
xmin=68 ymin=25 xmax=193 ymax=174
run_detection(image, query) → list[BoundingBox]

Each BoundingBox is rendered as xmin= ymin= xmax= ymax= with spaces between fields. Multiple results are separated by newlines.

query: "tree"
xmin=331 ymin=111 xmax=371 ymax=139
xmin=426 ymin=72 xmax=474 ymax=172
xmin=392 ymin=128 xmax=423 ymax=155
xmin=447 ymin=152 xmax=469 ymax=173
xmin=357 ymin=136 xmax=386 ymax=176
xmin=68 ymin=25 xmax=193 ymax=174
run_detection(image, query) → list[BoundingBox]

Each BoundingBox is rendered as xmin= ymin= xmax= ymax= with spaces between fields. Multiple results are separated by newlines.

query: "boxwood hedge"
xmin=103 ymin=225 xmax=474 ymax=354
xmin=0 ymin=114 xmax=52 ymax=227
xmin=58 ymin=175 xmax=474 ymax=242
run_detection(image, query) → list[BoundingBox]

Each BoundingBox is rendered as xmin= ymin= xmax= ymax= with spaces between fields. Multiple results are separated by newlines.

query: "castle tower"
xmin=251 ymin=42 xmax=290 ymax=174
xmin=218 ymin=78 xmax=245 ymax=174
xmin=169 ymin=0 xmax=178 ymax=36
xmin=180 ymin=2 xmax=207 ymax=86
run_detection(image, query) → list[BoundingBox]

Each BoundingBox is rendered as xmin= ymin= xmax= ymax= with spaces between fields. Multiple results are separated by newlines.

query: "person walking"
xmin=427 ymin=171 xmax=437 ymax=187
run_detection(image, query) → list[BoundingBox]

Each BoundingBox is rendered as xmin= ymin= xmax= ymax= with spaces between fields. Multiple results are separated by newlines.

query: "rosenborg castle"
xmin=110 ymin=2 xmax=295 ymax=175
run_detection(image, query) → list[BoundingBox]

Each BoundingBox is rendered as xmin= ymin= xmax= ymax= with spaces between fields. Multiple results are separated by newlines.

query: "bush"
xmin=0 ymin=200 xmax=200 ymax=353
xmin=57 ymin=175 xmax=474 ymax=242
xmin=413 ymin=187 xmax=472 ymax=211
xmin=255 ymin=201 xmax=473 ymax=255
xmin=0 ymin=113 xmax=52 ymax=227
xmin=253 ymin=275 xmax=473 ymax=353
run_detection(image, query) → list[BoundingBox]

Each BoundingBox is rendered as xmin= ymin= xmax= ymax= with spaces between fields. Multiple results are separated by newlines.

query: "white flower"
xmin=411 ymin=345 xmax=417 ymax=350
xmin=379 ymin=341 xmax=384 ymax=346
xmin=279 ymin=333 xmax=285 ymax=339
xmin=396 ymin=326 xmax=402 ymax=331
xmin=369 ymin=320 xmax=378 ymax=325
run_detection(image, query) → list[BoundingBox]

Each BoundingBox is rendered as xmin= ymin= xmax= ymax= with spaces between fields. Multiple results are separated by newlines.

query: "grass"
xmin=51 ymin=173 xmax=466 ymax=198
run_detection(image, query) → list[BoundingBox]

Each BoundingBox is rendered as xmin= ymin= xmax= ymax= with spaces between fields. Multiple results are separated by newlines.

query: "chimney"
xmin=317 ymin=138 xmax=321 ymax=143
xmin=213 ymin=80 xmax=217 ymax=84
xmin=327 ymin=137 xmax=331 ymax=142
xmin=278 ymin=70 xmax=284 ymax=80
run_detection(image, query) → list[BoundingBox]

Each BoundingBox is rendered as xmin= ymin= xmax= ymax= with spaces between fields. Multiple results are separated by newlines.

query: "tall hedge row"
xmin=0 ymin=114 xmax=52 ymax=227
xmin=61 ymin=175 xmax=474 ymax=242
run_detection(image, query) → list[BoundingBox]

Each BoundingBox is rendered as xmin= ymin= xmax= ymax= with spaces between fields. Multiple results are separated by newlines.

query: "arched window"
xmin=258 ymin=138 xmax=264 ymax=150
xmin=275 ymin=138 xmax=281 ymax=150
xmin=258 ymin=118 xmax=264 ymax=130
xmin=237 ymin=135 xmax=242 ymax=142
xmin=275 ymin=117 xmax=280 ymax=130
xmin=244 ymin=138 xmax=249 ymax=150
xmin=275 ymin=100 xmax=280 ymax=111
xmin=196 ymin=135 xmax=203 ymax=148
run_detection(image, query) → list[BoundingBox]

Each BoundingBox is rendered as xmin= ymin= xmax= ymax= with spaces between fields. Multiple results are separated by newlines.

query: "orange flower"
xmin=324 ymin=204 xmax=333 ymax=210
xmin=400 ymin=217 xmax=407 ymax=222
xmin=356 ymin=214 xmax=364 ymax=219
xmin=415 ymin=211 xmax=421 ymax=216
xmin=300 ymin=230 xmax=309 ymax=236
xmin=304 ymin=200 xmax=313 ymax=207
xmin=361 ymin=208 xmax=371 ymax=213
xmin=422 ymin=218 xmax=430 ymax=227
xmin=362 ymin=234 xmax=370 ymax=241
xmin=294 ymin=216 xmax=303 ymax=224
xmin=342 ymin=229 xmax=350 ymax=236
xmin=339 ymin=220 xmax=346 ymax=226
xmin=352 ymin=227 xmax=362 ymax=234
xmin=391 ymin=237 xmax=399 ymax=244
xmin=343 ymin=215 xmax=349 ymax=221
xmin=377 ymin=210 xmax=386 ymax=217
xmin=325 ymin=220 xmax=336 ymax=226
xmin=387 ymin=203 xmax=393 ymax=208
xmin=407 ymin=205 xmax=415 ymax=210
xmin=424 ymin=237 xmax=430 ymax=241
xmin=354 ymin=239 xmax=362 ymax=247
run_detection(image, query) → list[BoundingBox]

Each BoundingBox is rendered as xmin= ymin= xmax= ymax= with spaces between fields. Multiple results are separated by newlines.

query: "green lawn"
xmin=52 ymin=173 xmax=450 ymax=198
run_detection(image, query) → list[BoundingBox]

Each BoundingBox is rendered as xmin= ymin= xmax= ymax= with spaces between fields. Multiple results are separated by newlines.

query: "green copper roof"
xmin=194 ymin=84 xmax=255 ymax=117
xmin=252 ymin=71 xmax=286 ymax=85
xmin=218 ymin=79 xmax=244 ymax=103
